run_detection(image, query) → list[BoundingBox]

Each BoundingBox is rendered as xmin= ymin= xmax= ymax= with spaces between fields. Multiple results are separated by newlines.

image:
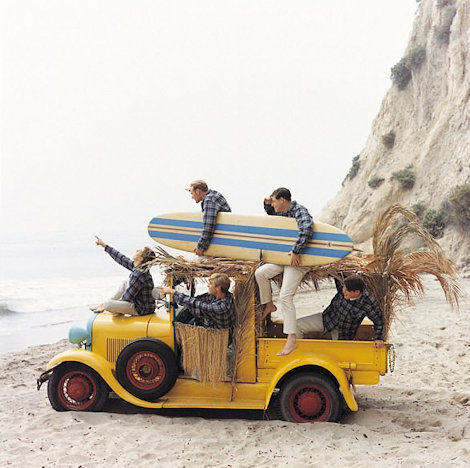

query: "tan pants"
xmin=255 ymin=263 xmax=309 ymax=335
xmin=103 ymin=280 xmax=139 ymax=316
xmin=296 ymin=312 xmax=338 ymax=340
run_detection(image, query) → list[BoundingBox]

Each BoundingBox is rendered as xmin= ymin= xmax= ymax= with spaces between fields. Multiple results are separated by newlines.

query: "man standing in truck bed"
xmin=255 ymin=187 xmax=313 ymax=356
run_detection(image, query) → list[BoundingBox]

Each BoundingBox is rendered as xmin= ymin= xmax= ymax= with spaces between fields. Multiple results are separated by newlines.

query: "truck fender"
xmin=264 ymin=353 xmax=358 ymax=412
xmin=45 ymin=349 xmax=165 ymax=409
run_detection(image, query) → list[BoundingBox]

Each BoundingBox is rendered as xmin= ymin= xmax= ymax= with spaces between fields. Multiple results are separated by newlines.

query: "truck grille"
xmin=106 ymin=338 xmax=132 ymax=362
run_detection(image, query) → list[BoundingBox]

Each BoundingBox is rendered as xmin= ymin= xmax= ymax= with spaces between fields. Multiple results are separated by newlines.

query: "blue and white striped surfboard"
xmin=148 ymin=212 xmax=353 ymax=266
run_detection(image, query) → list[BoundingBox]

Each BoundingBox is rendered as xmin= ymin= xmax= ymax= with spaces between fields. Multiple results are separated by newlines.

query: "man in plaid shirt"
xmin=296 ymin=275 xmax=385 ymax=348
xmin=92 ymin=236 xmax=156 ymax=316
xmin=255 ymin=187 xmax=313 ymax=356
xmin=187 ymin=180 xmax=231 ymax=255
xmin=157 ymin=273 xmax=234 ymax=332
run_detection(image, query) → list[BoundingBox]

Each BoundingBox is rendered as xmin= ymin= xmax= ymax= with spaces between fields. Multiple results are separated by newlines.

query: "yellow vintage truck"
xmin=37 ymin=272 xmax=392 ymax=423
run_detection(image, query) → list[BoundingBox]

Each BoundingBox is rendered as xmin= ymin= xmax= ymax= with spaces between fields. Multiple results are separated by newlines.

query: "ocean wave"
xmin=0 ymin=275 xmax=136 ymax=313
xmin=0 ymin=304 xmax=18 ymax=316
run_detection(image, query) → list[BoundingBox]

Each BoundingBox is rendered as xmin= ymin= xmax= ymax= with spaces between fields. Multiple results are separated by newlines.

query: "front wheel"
xmin=279 ymin=373 xmax=343 ymax=423
xmin=47 ymin=362 xmax=109 ymax=412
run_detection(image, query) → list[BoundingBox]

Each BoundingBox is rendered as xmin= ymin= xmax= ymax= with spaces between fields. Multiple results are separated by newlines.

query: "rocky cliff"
xmin=319 ymin=0 xmax=470 ymax=270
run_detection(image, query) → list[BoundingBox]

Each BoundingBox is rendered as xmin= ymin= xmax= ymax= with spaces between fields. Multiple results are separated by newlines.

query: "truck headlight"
xmin=69 ymin=327 xmax=89 ymax=346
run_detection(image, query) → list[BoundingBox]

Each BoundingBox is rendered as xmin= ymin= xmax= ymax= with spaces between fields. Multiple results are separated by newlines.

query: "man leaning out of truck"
xmin=296 ymin=275 xmax=385 ymax=348
xmin=157 ymin=273 xmax=235 ymax=339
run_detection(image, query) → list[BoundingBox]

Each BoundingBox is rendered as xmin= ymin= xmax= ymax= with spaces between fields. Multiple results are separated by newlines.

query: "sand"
xmin=0 ymin=276 xmax=469 ymax=467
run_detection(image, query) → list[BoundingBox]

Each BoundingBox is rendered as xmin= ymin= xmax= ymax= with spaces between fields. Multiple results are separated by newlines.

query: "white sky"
xmin=0 ymin=0 xmax=417 ymax=241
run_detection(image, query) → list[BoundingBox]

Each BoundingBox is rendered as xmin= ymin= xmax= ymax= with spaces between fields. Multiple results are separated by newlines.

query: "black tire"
xmin=115 ymin=338 xmax=178 ymax=401
xmin=47 ymin=362 xmax=109 ymax=412
xmin=279 ymin=373 xmax=343 ymax=423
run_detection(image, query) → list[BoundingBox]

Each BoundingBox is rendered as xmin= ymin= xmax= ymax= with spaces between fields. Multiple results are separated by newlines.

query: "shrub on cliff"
xmin=391 ymin=45 xmax=426 ymax=89
xmin=406 ymin=46 xmax=426 ymax=68
xmin=411 ymin=202 xmax=425 ymax=219
xmin=392 ymin=166 xmax=415 ymax=190
xmin=368 ymin=177 xmax=385 ymax=189
xmin=348 ymin=155 xmax=360 ymax=180
xmin=448 ymin=184 xmax=470 ymax=229
xmin=382 ymin=131 xmax=396 ymax=149
xmin=423 ymin=209 xmax=446 ymax=239
xmin=391 ymin=58 xmax=412 ymax=89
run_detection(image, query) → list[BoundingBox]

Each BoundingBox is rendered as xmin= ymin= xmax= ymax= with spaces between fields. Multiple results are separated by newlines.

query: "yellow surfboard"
xmin=148 ymin=212 xmax=353 ymax=266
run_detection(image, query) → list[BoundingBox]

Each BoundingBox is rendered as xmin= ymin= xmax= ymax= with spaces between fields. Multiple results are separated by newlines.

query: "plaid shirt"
xmin=105 ymin=246 xmax=155 ymax=315
xmin=198 ymin=189 xmax=231 ymax=252
xmin=173 ymin=291 xmax=235 ymax=330
xmin=322 ymin=279 xmax=383 ymax=340
xmin=264 ymin=200 xmax=313 ymax=254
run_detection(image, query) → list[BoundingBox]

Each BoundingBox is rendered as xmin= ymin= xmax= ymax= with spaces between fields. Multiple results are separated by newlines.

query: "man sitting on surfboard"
xmin=92 ymin=236 xmax=156 ymax=316
xmin=255 ymin=187 xmax=313 ymax=356
xmin=186 ymin=180 xmax=231 ymax=256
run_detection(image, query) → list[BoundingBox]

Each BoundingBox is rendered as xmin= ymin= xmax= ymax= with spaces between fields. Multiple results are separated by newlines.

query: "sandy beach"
xmin=1 ymin=276 xmax=469 ymax=468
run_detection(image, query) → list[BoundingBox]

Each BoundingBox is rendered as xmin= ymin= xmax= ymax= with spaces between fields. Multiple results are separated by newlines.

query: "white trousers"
xmin=296 ymin=312 xmax=339 ymax=340
xmin=255 ymin=263 xmax=309 ymax=335
xmin=103 ymin=280 xmax=138 ymax=316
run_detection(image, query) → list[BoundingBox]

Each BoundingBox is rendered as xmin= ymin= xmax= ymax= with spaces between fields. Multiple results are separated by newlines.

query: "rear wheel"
xmin=279 ymin=373 xmax=343 ymax=423
xmin=47 ymin=362 xmax=109 ymax=412
xmin=115 ymin=339 xmax=178 ymax=401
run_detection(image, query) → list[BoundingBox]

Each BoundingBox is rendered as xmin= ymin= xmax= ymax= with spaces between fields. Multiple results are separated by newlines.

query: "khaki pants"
xmin=296 ymin=312 xmax=338 ymax=340
xmin=255 ymin=263 xmax=309 ymax=335
xmin=103 ymin=280 xmax=139 ymax=316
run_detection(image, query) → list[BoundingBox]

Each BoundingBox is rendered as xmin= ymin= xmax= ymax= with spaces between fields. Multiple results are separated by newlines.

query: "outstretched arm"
xmin=95 ymin=236 xmax=107 ymax=248
xmin=95 ymin=236 xmax=134 ymax=271
xmin=173 ymin=292 xmax=233 ymax=329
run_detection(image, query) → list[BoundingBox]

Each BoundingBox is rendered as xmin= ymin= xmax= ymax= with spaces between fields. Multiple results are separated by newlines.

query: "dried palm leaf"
xmin=229 ymin=270 xmax=256 ymax=399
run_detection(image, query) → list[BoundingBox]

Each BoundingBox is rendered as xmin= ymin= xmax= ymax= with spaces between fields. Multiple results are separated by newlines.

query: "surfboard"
xmin=148 ymin=212 xmax=353 ymax=266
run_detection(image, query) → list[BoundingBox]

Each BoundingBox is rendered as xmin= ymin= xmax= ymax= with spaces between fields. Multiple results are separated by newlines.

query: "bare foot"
xmin=261 ymin=302 xmax=277 ymax=320
xmin=277 ymin=342 xmax=298 ymax=356
xmin=90 ymin=304 xmax=105 ymax=313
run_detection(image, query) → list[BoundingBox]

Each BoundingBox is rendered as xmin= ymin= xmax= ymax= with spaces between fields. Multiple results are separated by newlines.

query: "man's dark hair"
xmin=344 ymin=275 xmax=365 ymax=293
xmin=271 ymin=187 xmax=292 ymax=201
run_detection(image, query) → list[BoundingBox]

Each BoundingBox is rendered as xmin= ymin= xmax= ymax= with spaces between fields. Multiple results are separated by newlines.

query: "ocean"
xmin=0 ymin=231 xmax=165 ymax=354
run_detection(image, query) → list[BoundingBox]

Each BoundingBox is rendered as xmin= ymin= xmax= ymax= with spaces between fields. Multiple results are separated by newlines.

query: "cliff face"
xmin=319 ymin=0 xmax=470 ymax=269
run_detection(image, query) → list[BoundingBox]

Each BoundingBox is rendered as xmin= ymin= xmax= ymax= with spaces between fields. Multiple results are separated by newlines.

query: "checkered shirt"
xmin=264 ymin=200 xmax=313 ymax=254
xmin=105 ymin=246 xmax=155 ymax=315
xmin=322 ymin=279 xmax=383 ymax=340
xmin=173 ymin=291 xmax=235 ymax=330
xmin=198 ymin=189 xmax=231 ymax=252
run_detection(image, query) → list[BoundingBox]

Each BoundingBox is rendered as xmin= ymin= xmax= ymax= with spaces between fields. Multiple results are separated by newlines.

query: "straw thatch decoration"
xmin=174 ymin=323 xmax=229 ymax=384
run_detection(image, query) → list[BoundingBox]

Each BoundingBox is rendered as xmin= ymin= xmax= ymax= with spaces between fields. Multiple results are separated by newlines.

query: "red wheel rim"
xmin=57 ymin=371 xmax=97 ymax=410
xmin=288 ymin=384 xmax=331 ymax=422
xmin=126 ymin=351 xmax=166 ymax=391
